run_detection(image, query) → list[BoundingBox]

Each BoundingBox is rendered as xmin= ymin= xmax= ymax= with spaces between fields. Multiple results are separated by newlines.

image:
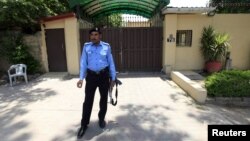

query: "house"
xmin=39 ymin=7 xmax=250 ymax=75
xmin=162 ymin=7 xmax=250 ymax=73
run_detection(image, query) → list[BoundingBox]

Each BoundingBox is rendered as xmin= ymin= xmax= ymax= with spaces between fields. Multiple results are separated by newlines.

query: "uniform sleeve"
xmin=107 ymin=45 xmax=116 ymax=81
xmin=79 ymin=45 xmax=88 ymax=80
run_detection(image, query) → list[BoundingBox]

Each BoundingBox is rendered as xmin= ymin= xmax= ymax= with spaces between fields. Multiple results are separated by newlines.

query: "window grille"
xmin=176 ymin=30 xmax=192 ymax=47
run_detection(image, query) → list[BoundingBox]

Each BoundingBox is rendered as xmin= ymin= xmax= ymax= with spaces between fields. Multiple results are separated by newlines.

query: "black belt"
xmin=87 ymin=67 xmax=109 ymax=75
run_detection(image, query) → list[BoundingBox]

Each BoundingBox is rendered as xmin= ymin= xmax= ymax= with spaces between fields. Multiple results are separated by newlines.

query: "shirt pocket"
xmin=86 ymin=51 xmax=93 ymax=59
xmin=87 ymin=51 xmax=92 ymax=55
xmin=100 ymin=49 xmax=108 ymax=59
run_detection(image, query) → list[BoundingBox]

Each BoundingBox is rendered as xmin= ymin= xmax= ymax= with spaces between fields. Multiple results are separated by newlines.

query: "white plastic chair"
xmin=8 ymin=64 xmax=28 ymax=86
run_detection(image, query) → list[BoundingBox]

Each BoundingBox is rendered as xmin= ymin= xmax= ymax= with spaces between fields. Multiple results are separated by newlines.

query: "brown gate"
xmin=80 ymin=27 xmax=162 ymax=72
xmin=45 ymin=29 xmax=67 ymax=72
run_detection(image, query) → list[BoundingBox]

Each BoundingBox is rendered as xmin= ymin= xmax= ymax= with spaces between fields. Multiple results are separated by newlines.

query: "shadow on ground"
xmin=187 ymin=103 xmax=250 ymax=125
xmin=52 ymin=104 xmax=189 ymax=141
xmin=0 ymin=78 xmax=57 ymax=141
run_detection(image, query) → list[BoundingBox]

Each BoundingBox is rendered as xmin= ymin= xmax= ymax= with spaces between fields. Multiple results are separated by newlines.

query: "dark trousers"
xmin=81 ymin=68 xmax=110 ymax=127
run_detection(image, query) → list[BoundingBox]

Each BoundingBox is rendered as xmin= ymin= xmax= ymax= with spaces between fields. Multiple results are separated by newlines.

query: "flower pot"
xmin=205 ymin=61 xmax=222 ymax=73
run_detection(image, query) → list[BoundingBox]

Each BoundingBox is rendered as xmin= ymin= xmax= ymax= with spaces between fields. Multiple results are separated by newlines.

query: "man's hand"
xmin=77 ymin=80 xmax=83 ymax=88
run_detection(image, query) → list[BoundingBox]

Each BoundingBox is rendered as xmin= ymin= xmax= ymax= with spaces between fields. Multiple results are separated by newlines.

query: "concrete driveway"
xmin=0 ymin=73 xmax=249 ymax=141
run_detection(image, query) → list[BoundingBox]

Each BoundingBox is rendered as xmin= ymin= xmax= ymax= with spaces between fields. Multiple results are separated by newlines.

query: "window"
xmin=176 ymin=30 xmax=192 ymax=47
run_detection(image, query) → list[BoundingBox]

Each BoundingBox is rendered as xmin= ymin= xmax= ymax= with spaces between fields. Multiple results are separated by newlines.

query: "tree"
xmin=94 ymin=14 xmax=122 ymax=28
xmin=0 ymin=0 xmax=71 ymax=33
xmin=210 ymin=0 xmax=250 ymax=13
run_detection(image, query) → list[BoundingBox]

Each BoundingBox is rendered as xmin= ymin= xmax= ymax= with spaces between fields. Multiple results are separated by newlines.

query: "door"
xmin=45 ymin=29 xmax=67 ymax=72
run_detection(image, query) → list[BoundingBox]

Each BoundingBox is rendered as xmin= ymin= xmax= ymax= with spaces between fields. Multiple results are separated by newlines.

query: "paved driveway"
xmin=0 ymin=73 xmax=249 ymax=141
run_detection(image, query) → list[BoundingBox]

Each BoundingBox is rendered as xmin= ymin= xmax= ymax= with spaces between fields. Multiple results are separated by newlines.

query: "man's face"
xmin=90 ymin=31 xmax=101 ymax=44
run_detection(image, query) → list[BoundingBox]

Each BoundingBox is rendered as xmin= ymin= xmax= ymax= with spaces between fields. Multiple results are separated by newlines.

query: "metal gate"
xmin=80 ymin=27 xmax=162 ymax=72
xmin=45 ymin=29 xmax=67 ymax=72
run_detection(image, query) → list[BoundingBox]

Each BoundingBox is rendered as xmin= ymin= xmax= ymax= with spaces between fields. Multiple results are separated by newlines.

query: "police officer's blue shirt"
xmin=80 ymin=41 xmax=116 ymax=81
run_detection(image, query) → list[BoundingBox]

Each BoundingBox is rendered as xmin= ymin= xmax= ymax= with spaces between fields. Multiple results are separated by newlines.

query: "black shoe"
xmin=99 ymin=120 xmax=106 ymax=129
xmin=77 ymin=126 xmax=88 ymax=139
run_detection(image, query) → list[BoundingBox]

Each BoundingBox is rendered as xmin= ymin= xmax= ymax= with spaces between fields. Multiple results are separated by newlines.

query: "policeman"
xmin=76 ymin=27 xmax=116 ymax=139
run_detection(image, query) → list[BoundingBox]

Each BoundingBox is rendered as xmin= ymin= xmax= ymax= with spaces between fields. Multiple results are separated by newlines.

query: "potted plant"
xmin=200 ymin=26 xmax=230 ymax=73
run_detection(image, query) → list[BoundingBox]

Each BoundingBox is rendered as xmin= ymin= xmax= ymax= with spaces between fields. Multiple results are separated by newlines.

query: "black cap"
xmin=89 ymin=27 xmax=102 ymax=34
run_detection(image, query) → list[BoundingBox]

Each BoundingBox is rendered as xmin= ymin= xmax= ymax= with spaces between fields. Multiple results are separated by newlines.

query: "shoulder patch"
xmin=101 ymin=41 xmax=110 ymax=46
xmin=101 ymin=41 xmax=110 ymax=50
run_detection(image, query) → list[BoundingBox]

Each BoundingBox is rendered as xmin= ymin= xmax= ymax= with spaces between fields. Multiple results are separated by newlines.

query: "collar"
xmin=90 ymin=41 xmax=103 ymax=46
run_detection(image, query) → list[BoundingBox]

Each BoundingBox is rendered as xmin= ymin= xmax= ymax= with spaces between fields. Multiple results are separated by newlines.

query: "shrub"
xmin=0 ymin=32 xmax=40 ymax=74
xmin=200 ymin=26 xmax=230 ymax=62
xmin=205 ymin=70 xmax=250 ymax=97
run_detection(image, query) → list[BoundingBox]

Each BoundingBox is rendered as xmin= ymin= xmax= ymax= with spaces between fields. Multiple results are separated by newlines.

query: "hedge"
xmin=205 ymin=70 xmax=250 ymax=97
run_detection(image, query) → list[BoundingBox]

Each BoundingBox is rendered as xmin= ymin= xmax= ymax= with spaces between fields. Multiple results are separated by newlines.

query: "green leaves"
xmin=205 ymin=70 xmax=250 ymax=97
xmin=210 ymin=0 xmax=250 ymax=13
xmin=214 ymin=33 xmax=230 ymax=60
xmin=94 ymin=14 xmax=122 ymax=27
xmin=0 ymin=32 xmax=40 ymax=74
xmin=200 ymin=26 xmax=216 ymax=61
xmin=0 ymin=0 xmax=70 ymax=33
xmin=200 ymin=26 xmax=230 ymax=62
